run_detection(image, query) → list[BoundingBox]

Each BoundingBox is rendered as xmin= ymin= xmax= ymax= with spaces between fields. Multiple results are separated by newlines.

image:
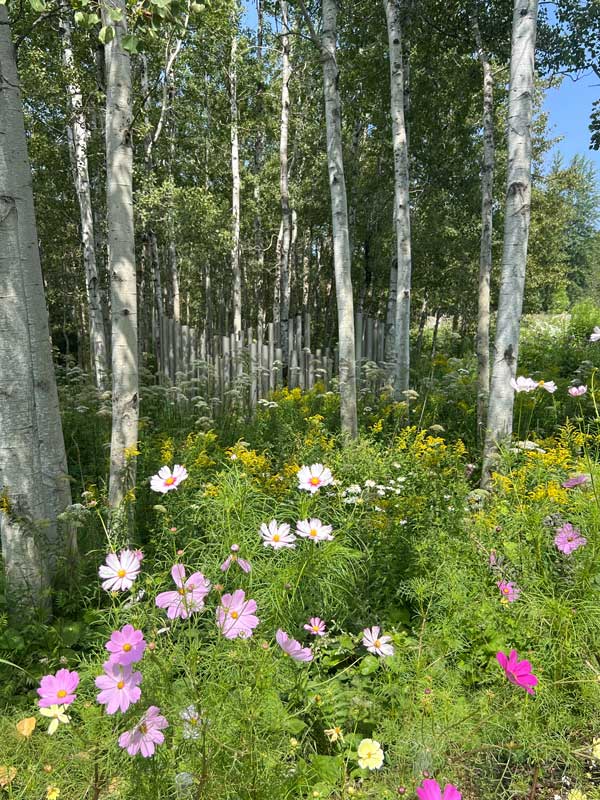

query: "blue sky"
xmin=242 ymin=2 xmax=599 ymax=178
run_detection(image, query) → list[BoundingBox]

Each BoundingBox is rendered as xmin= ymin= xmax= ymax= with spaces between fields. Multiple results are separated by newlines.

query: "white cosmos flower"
xmin=296 ymin=518 xmax=334 ymax=542
xmin=40 ymin=704 xmax=70 ymax=735
xmin=150 ymin=464 xmax=188 ymax=493
xmin=297 ymin=464 xmax=334 ymax=493
xmin=260 ymin=520 xmax=296 ymax=549
xmin=362 ymin=626 xmax=394 ymax=657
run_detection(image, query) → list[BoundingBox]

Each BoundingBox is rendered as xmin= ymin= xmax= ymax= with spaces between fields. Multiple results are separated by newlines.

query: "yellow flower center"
xmin=117 ymin=681 xmax=124 ymax=690
xmin=374 ymin=640 xmax=381 ymax=649
xmin=189 ymin=717 xmax=197 ymax=725
xmin=231 ymin=611 xmax=239 ymax=619
xmin=310 ymin=477 xmax=321 ymax=486
xmin=310 ymin=529 xmax=318 ymax=537
xmin=165 ymin=477 xmax=176 ymax=485
xmin=312 ymin=626 xmax=319 ymax=632
xmin=273 ymin=534 xmax=280 ymax=542
xmin=139 ymin=724 xmax=147 ymax=734
xmin=503 ymin=587 xmax=510 ymax=594
xmin=57 ymin=690 xmax=67 ymax=699
xmin=123 ymin=643 xmax=132 ymax=652
xmin=117 ymin=569 xmax=127 ymax=578
xmin=178 ymin=588 xmax=187 ymax=595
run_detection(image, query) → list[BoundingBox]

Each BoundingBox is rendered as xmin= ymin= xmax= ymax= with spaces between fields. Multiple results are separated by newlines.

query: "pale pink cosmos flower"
xmin=118 ymin=706 xmax=168 ymax=757
xmin=590 ymin=326 xmax=600 ymax=342
xmin=150 ymin=464 xmax=188 ymax=493
xmin=95 ymin=661 xmax=142 ymax=714
xmin=554 ymin=523 xmax=587 ymax=554
xmin=416 ymin=778 xmax=462 ymax=800
xmin=497 ymin=581 xmax=520 ymax=603
xmin=297 ymin=464 xmax=334 ymax=493
xmin=538 ymin=380 xmax=557 ymax=393
xmin=220 ymin=543 xmax=252 ymax=573
xmin=568 ymin=385 xmax=587 ymax=397
xmin=510 ymin=376 xmax=538 ymax=393
xmin=216 ymin=589 xmax=259 ymax=639
xmin=276 ymin=629 xmax=313 ymax=662
xmin=496 ymin=649 xmax=538 ymax=695
xmin=562 ymin=474 xmax=589 ymax=489
xmin=37 ymin=669 xmax=79 ymax=708
xmin=99 ymin=550 xmax=141 ymax=592
xmin=260 ymin=520 xmax=296 ymax=550
xmin=304 ymin=617 xmax=327 ymax=636
xmin=362 ymin=626 xmax=394 ymax=657
xmin=296 ymin=518 xmax=334 ymax=542
xmin=105 ymin=624 xmax=146 ymax=665
xmin=155 ymin=564 xmax=211 ymax=620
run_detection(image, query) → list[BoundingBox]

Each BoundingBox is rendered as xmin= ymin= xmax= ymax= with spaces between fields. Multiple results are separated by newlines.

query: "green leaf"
xmin=98 ymin=24 xmax=114 ymax=44
xmin=74 ymin=10 xmax=85 ymax=23
xmin=359 ymin=654 xmax=380 ymax=676
xmin=85 ymin=12 xmax=100 ymax=26
xmin=310 ymin=754 xmax=343 ymax=785
xmin=122 ymin=34 xmax=139 ymax=54
xmin=285 ymin=717 xmax=307 ymax=735
xmin=29 ymin=0 xmax=47 ymax=11
xmin=108 ymin=6 xmax=122 ymax=22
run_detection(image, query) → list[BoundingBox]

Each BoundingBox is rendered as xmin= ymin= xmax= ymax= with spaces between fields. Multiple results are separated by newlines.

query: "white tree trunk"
xmin=384 ymin=0 xmax=412 ymax=397
xmin=254 ymin=0 xmax=266 ymax=330
xmin=277 ymin=0 xmax=292 ymax=363
xmin=482 ymin=0 xmax=538 ymax=484
xmin=229 ymin=26 xmax=242 ymax=337
xmin=472 ymin=10 xmax=495 ymax=441
xmin=103 ymin=0 xmax=139 ymax=513
xmin=59 ymin=5 xmax=109 ymax=392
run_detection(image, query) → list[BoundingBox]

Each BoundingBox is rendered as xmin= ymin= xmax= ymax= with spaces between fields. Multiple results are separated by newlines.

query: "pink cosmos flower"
xmin=220 ymin=544 xmax=252 ymax=573
xmin=590 ymin=326 xmax=600 ymax=342
xmin=260 ymin=520 xmax=296 ymax=549
xmin=276 ymin=629 xmax=313 ymax=662
xmin=99 ymin=550 xmax=141 ymax=592
xmin=496 ymin=649 xmax=538 ymax=695
xmin=510 ymin=376 xmax=538 ymax=393
xmin=296 ymin=518 xmax=334 ymax=542
xmin=497 ymin=580 xmax=520 ymax=603
xmin=118 ymin=706 xmax=168 ymax=757
xmin=95 ymin=661 xmax=142 ymax=714
xmin=568 ymin=385 xmax=587 ymax=397
xmin=155 ymin=564 xmax=211 ymax=620
xmin=538 ymin=380 xmax=557 ymax=393
xmin=304 ymin=617 xmax=327 ymax=636
xmin=416 ymin=778 xmax=462 ymax=800
xmin=105 ymin=624 xmax=146 ymax=665
xmin=150 ymin=464 xmax=188 ymax=493
xmin=216 ymin=589 xmax=259 ymax=639
xmin=297 ymin=463 xmax=334 ymax=493
xmin=37 ymin=669 xmax=79 ymax=708
xmin=554 ymin=522 xmax=587 ymax=554
xmin=562 ymin=474 xmax=589 ymax=489
xmin=362 ymin=626 xmax=394 ymax=657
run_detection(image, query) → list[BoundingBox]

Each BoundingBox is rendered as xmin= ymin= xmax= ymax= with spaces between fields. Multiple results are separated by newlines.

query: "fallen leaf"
xmin=16 ymin=717 xmax=36 ymax=738
xmin=0 ymin=765 xmax=17 ymax=787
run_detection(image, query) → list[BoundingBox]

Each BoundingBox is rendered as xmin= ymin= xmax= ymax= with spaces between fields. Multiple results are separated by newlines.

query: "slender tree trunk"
xmin=299 ymin=0 xmax=357 ymax=436
xmin=482 ymin=0 xmax=539 ymax=485
xmin=59 ymin=4 xmax=108 ymax=392
xmin=384 ymin=0 xmax=412 ymax=398
xmin=0 ymin=7 xmax=74 ymax=609
xmin=472 ymin=8 xmax=495 ymax=442
xmin=103 ymin=0 xmax=139 ymax=514
xmin=254 ymin=0 xmax=266 ymax=331
xmin=229 ymin=21 xmax=242 ymax=337
xmin=277 ymin=0 xmax=292 ymax=364
xmin=385 ymin=259 xmax=398 ymax=361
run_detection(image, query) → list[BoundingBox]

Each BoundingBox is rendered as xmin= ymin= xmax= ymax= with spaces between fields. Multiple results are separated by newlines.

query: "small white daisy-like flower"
xmin=260 ymin=520 xmax=296 ymax=549
xmin=150 ymin=464 xmax=188 ymax=493
xmin=297 ymin=464 xmax=334 ymax=493
xmin=296 ymin=518 xmax=334 ymax=542
xmin=362 ymin=626 xmax=394 ymax=657
xmin=39 ymin=704 xmax=70 ymax=735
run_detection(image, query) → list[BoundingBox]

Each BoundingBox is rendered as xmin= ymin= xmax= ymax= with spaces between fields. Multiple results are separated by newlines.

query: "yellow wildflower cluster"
xmin=528 ymin=481 xmax=568 ymax=505
xmin=226 ymin=442 xmax=271 ymax=476
xmin=203 ymin=483 xmax=219 ymax=498
xmin=159 ymin=436 xmax=175 ymax=464
xmin=183 ymin=431 xmax=218 ymax=469
xmin=123 ymin=445 xmax=140 ymax=460
xmin=304 ymin=414 xmax=334 ymax=451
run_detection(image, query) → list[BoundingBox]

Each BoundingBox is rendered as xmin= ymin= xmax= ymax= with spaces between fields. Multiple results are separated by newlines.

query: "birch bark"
xmin=277 ymin=0 xmax=292 ymax=363
xmin=384 ymin=0 xmax=412 ymax=397
xmin=59 ymin=4 xmax=109 ymax=392
xmin=103 ymin=0 xmax=139 ymax=513
xmin=229 ymin=22 xmax=242 ymax=337
xmin=482 ymin=0 xmax=539 ymax=484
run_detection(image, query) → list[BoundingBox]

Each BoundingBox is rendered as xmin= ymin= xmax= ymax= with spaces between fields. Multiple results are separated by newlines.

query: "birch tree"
xmin=277 ymin=0 xmax=292 ymax=362
xmin=298 ymin=0 xmax=358 ymax=438
xmin=471 ymin=7 xmax=495 ymax=441
xmin=229 ymin=11 xmax=242 ymax=338
xmin=59 ymin=4 xmax=109 ymax=392
xmin=103 ymin=0 xmax=139 ymax=513
xmin=482 ymin=0 xmax=539 ymax=484
xmin=384 ymin=0 xmax=412 ymax=398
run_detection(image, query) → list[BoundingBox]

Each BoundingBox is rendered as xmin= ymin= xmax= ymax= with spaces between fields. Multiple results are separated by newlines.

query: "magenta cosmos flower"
xmin=562 ymin=474 xmax=589 ymax=489
xmin=304 ymin=617 xmax=327 ymax=636
xmin=156 ymin=564 xmax=211 ymax=620
xmin=496 ymin=649 xmax=538 ymax=695
xmin=497 ymin=580 xmax=520 ymax=603
xmin=510 ymin=376 xmax=538 ymax=393
xmin=260 ymin=520 xmax=296 ymax=549
xmin=99 ymin=550 xmax=141 ymax=592
xmin=554 ymin=522 xmax=587 ymax=554
xmin=150 ymin=464 xmax=188 ymax=494
xmin=106 ymin=624 xmax=146 ymax=665
xmin=362 ymin=626 xmax=394 ymax=657
xmin=416 ymin=778 xmax=461 ymax=800
xmin=220 ymin=544 xmax=251 ymax=573
xmin=297 ymin=464 xmax=334 ymax=493
xmin=118 ymin=706 xmax=168 ymax=757
xmin=296 ymin=518 xmax=334 ymax=542
xmin=216 ymin=589 xmax=259 ymax=639
xmin=37 ymin=669 xmax=79 ymax=708
xmin=95 ymin=661 xmax=142 ymax=714
xmin=568 ymin=385 xmax=587 ymax=397
xmin=276 ymin=629 xmax=313 ymax=662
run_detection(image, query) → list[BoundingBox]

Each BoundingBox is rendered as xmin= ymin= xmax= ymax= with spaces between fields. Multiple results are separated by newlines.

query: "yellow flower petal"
xmin=48 ymin=718 xmax=59 ymax=736
xmin=16 ymin=717 xmax=36 ymax=737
